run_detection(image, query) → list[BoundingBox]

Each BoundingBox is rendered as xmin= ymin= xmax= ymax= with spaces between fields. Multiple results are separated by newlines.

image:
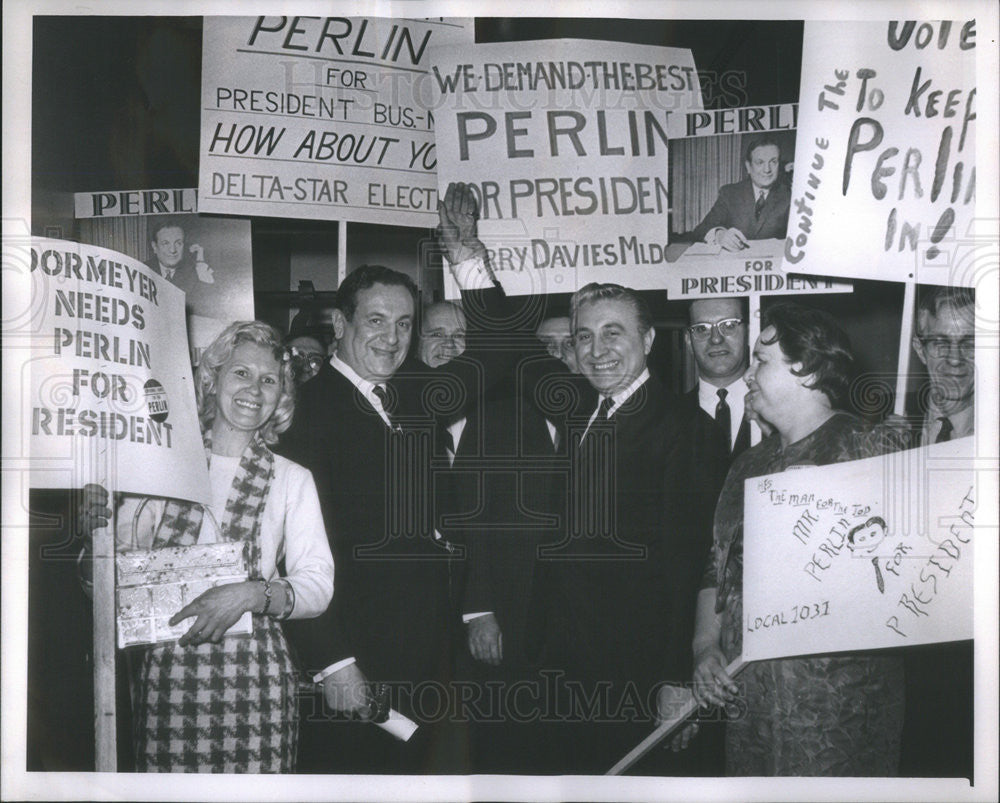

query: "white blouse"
xmin=113 ymin=453 xmax=333 ymax=618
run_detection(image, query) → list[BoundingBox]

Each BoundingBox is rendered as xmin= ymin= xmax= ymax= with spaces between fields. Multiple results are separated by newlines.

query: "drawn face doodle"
xmin=848 ymin=520 xmax=887 ymax=555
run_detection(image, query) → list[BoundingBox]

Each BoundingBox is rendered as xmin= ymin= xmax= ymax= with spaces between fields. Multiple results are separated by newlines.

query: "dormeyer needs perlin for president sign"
xmin=741 ymin=438 xmax=974 ymax=662
xmin=15 ymin=238 xmax=209 ymax=504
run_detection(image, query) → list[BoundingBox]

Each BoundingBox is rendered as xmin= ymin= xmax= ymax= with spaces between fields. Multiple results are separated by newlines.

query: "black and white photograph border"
xmin=2 ymin=0 xmax=998 ymax=801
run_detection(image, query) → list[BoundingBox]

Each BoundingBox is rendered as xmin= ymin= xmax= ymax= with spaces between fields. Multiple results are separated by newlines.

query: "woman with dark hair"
xmin=79 ymin=321 xmax=333 ymax=773
xmin=690 ymin=302 xmax=907 ymax=775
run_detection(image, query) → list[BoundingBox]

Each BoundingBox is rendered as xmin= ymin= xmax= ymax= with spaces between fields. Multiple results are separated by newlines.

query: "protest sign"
xmin=198 ymin=16 xmax=472 ymax=227
xmin=742 ymin=437 xmax=974 ymax=662
xmin=786 ymin=20 xmax=984 ymax=285
xmin=430 ymin=38 xmax=702 ymax=295
xmin=21 ymin=238 xmax=209 ymax=504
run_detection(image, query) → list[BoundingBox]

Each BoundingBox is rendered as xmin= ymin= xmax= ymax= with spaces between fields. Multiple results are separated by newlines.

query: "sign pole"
xmin=89 ymin=435 xmax=117 ymax=771
xmin=607 ymin=657 xmax=746 ymax=775
xmin=894 ymin=282 xmax=916 ymax=416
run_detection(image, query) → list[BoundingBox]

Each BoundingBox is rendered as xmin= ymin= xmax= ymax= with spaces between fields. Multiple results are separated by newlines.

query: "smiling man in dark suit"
xmin=692 ymin=137 xmax=791 ymax=252
xmin=531 ymin=282 xmax=708 ymax=773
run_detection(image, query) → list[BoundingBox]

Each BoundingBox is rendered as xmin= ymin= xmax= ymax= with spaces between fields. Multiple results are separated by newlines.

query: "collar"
xmin=329 ymin=352 xmax=378 ymax=397
xmin=751 ymin=184 xmax=769 ymax=199
xmin=697 ymin=377 xmax=746 ymax=411
xmin=924 ymin=399 xmax=974 ymax=438
xmin=601 ymin=368 xmax=650 ymax=416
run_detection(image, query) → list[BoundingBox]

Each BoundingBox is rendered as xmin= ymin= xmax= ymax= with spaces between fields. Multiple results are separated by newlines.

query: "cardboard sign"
xmin=20 ymin=238 xmax=209 ymax=504
xmin=742 ymin=437 xmax=974 ymax=662
xmin=785 ymin=20 xmax=984 ymax=285
xmin=430 ymin=38 xmax=702 ymax=294
xmin=198 ymin=16 xmax=472 ymax=227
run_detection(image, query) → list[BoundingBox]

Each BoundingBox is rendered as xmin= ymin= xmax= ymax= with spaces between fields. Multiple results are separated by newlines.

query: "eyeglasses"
xmin=687 ymin=318 xmax=744 ymax=340
xmin=290 ymin=349 xmax=325 ymax=370
xmin=918 ymin=337 xmax=974 ymax=359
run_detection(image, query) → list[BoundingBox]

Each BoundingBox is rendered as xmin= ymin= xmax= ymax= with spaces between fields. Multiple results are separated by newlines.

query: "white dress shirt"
xmin=697 ymin=378 xmax=748 ymax=451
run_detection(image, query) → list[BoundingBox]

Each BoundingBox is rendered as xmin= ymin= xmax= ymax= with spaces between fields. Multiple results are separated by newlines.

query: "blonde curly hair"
xmin=196 ymin=321 xmax=296 ymax=445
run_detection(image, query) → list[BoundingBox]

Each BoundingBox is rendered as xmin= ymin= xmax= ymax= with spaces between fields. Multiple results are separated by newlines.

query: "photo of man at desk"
xmin=691 ymin=136 xmax=792 ymax=252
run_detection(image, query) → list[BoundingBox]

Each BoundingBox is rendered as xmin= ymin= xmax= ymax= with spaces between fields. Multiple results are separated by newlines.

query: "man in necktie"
xmin=531 ymin=282 xmax=708 ymax=773
xmin=893 ymin=284 xmax=975 ymax=780
xmin=911 ymin=285 xmax=975 ymax=445
xmin=685 ymin=298 xmax=752 ymax=462
xmin=691 ymin=136 xmax=792 ymax=252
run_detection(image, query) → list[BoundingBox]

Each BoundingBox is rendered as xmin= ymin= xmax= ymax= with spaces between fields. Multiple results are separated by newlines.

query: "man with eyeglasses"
xmin=911 ymin=285 xmax=975 ymax=445
xmin=286 ymin=332 xmax=328 ymax=385
xmin=672 ymin=296 xmax=751 ymax=774
xmin=685 ymin=298 xmax=752 ymax=462
xmin=897 ymin=284 xmax=975 ymax=781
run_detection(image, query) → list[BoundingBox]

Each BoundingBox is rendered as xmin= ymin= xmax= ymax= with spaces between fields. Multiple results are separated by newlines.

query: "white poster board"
xmin=197 ymin=16 xmax=472 ymax=227
xmin=430 ymin=38 xmax=702 ymax=295
xmin=16 ymin=238 xmax=209 ymax=504
xmin=742 ymin=437 xmax=974 ymax=662
xmin=785 ymin=20 xmax=985 ymax=285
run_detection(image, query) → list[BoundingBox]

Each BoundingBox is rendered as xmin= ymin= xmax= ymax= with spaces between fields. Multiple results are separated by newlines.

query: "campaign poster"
xmin=742 ymin=438 xmax=974 ymax=662
xmin=75 ymin=188 xmax=255 ymax=324
xmin=786 ymin=20 xmax=987 ymax=286
xmin=17 ymin=238 xmax=209 ymax=504
xmin=667 ymin=105 xmax=796 ymax=267
xmin=198 ymin=16 xmax=472 ymax=227
xmin=430 ymin=38 xmax=702 ymax=296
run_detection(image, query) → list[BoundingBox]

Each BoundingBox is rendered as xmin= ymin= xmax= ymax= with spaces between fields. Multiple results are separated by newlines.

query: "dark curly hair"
xmin=336 ymin=264 xmax=417 ymax=321
xmin=761 ymin=302 xmax=854 ymax=407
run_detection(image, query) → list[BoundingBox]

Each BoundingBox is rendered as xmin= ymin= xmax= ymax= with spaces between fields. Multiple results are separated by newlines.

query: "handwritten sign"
xmin=742 ymin=437 xmax=973 ymax=662
xmin=198 ymin=16 xmax=472 ymax=227
xmin=430 ymin=38 xmax=702 ymax=295
xmin=786 ymin=21 xmax=983 ymax=285
xmin=22 ymin=238 xmax=209 ymax=503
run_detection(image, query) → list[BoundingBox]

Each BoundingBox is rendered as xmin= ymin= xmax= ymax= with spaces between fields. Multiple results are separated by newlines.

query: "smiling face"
xmin=573 ymin=298 xmax=653 ymax=397
xmin=334 ymin=282 xmax=414 ymax=382
xmin=746 ymin=143 xmax=780 ymax=191
xmin=419 ymin=302 xmax=467 ymax=368
xmin=150 ymin=225 xmax=185 ymax=270
xmin=688 ymin=298 xmax=748 ymax=386
xmin=214 ymin=341 xmax=282 ymax=435
xmin=913 ymin=301 xmax=975 ymax=415
xmin=744 ymin=326 xmax=808 ymax=427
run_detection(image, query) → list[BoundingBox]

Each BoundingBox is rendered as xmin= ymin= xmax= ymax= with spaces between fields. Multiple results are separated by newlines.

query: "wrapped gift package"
xmin=116 ymin=541 xmax=253 ymax=648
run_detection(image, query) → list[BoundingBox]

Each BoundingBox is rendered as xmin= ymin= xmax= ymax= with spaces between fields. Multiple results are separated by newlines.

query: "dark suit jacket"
xmin=446 ymin=358 xmax=582 ymax=667
xmin=691 ymin=177 xmax=791 ymax=242
xmin=538 ymin=376 xmax=710 ymax=691
xmin=279 ymin=362 xmax=453 ymax=688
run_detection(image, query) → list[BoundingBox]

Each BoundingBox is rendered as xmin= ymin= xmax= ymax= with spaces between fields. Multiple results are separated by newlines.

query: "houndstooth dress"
xmin=132 ymin=438 xmax=299 ymax=773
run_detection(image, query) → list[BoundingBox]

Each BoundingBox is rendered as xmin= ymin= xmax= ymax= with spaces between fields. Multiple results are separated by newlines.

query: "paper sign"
xmin=742 ymin=438 xmax=974 ymax=662
xmin=18 ymin=238 xmax=209 ymax=504
xmin=785 ymin=20 xmax=984 ymax=285
xmin=198 ymin=16 xmax=472 ymax=227
xmin=430 ymin=38 xmax=702 ymax=294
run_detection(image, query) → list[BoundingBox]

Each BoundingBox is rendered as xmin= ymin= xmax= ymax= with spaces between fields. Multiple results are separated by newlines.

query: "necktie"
xmin=754 ymin=190 xmax=766 ymax=219
xmin=935 ymin=416 xmax=953 ymax=443
xmin=436 ymin=419 xmax=455 ymax=457
xmin=371 ymin=384 xmax=396 ymax=428
xmin=598 ymin=396 xmax=614 ymax=420
xmin=715 ymin=388 xmax=732 ymax=452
